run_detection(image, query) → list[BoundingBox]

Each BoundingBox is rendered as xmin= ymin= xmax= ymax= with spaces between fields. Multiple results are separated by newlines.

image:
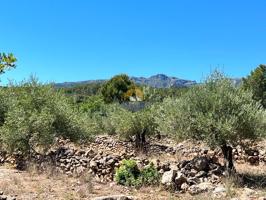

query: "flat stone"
xmin=213 ymin=185 xmax=226 ymax=193
xmin=188 ymin=182 xmax=214 ymax=195
xmin=92 ymin=195 xmax=135 ymax=200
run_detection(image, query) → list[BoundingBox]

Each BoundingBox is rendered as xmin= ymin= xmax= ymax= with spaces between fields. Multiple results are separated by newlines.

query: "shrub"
xmin=141 ymin=162 xmax=160 ymax=185
xmin=115 ymin=159 xmax=160 ymax=187
xmin=0 ymin=78 xmax=97 ymax=156
xmin=115 ymin=159 xmax=142 ymax=187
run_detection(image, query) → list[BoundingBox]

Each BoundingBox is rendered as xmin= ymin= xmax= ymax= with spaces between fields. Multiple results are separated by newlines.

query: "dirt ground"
xmin=1 ymin=162 xmax=266 ymax=200
xmin=1 ymin=137 xmax=266 ymax=200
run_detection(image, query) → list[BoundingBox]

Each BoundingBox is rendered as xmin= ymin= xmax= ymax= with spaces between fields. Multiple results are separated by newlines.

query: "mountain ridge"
xmin=54 ymin=74 xmax=197 ymax=88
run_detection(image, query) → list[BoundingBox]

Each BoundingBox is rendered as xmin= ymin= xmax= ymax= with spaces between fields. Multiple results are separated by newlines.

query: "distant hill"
xmin=131 ymin=74 xmax=197 ymax=88
xmin=54 ymin=74 xmax=197 ymax=88
xmin=54 ymin=74 xmax=242 ymax=89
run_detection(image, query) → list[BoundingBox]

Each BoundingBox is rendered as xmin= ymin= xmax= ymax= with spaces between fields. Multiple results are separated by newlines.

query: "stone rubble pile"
xmin=46 ymin=146 xmax=129 ymax=182
xmin=0 ymin=136 xmax=266 ymax=188
xmin=174 ymin=141 xmax=266 ymax=165
xmin=160 ymin=156 xmax=225 ymax=195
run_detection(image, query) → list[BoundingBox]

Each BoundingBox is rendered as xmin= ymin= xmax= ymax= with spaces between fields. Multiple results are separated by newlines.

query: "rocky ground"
xmin=1 ymin=135 xmax=266 ymax=199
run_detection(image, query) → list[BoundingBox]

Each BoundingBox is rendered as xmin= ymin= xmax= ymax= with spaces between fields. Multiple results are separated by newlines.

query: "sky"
xmin=0 ymin=0 xmax=266 ymax=84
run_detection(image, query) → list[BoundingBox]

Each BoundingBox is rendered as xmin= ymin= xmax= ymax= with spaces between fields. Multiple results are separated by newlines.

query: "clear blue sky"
xmin=1 ymin=0 xmax=265 ymax=84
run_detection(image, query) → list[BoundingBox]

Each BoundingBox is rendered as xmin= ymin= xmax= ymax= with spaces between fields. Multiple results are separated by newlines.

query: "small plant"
xmin=115 ymin=159 xmax=142 ymax=187
xmin=115 ymin=159 xmax=160 ymax=187
xmin=141 ymin=162 xmax=160 ymax=185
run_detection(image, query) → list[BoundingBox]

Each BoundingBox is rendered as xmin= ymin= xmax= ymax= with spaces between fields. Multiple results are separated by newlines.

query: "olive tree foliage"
xmin=0 ymin=78 xmax=97 ymax=155
xmin=155 ymin=71 xmax=266 ymax=173
xmin=103 ymin=104 xmax=158 ymax=149
xmin=242 ymin=65 xmax=266 ymax=108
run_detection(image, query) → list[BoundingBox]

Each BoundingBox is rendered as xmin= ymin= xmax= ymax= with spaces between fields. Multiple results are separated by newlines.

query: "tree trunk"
xmin=221 ymin=143 xmax=235 ymax=176
xmin=135 ymin=133 xmax=141 ymax=149
xmin=135 ymin=129 xmax=146 ymax=151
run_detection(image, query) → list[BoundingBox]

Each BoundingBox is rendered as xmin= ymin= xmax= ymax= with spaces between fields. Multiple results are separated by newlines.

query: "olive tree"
xmin=108 ymin=105 xmax=157 ymax=150
xmin=0 ymin=78 xmax=97 ymax=156
xmin=156 ymin=72 xmax=266 ymax=174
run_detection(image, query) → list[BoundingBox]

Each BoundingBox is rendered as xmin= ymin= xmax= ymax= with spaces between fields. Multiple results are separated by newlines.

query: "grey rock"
xmin=195 ymin=171 xmax=207 ymax=178
xmin=192 ymin=157 xmax=209 ymax=171
xmin=188 ymin=182 xmax=214 ymax=195
xmin=92 ymin=195 xmax=135 ymax=200
xmin=90 ymin=160 xmax=98 ymax=169
xmin=213 ymin=185 xmax=226 ymax=193
xmin=161 ymin=170 xmax=177 ymax=186
xmin=180 ymin=182 xmax=189 ymax=191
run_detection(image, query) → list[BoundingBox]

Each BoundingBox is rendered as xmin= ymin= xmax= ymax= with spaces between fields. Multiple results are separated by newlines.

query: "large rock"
xmin=191 ymin=157 xmax=209 ymax=171
xmin=161 ymin=170 xmax=177 ymax=187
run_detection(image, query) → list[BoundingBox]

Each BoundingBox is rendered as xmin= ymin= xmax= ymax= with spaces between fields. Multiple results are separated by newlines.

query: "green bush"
xmin=0 ymin=78 xmax=98 ymax=155
xmin=141 ymin=162 xmax=160 ymax=185
xmin=115 ymin=159 xmax=160 ymax=187
xmin=115 ymin=159 xmax=142 ymax=187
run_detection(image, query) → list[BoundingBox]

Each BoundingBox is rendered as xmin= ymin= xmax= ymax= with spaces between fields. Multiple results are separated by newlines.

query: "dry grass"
xmin=0 ymin=164 xmax=95 ymax=200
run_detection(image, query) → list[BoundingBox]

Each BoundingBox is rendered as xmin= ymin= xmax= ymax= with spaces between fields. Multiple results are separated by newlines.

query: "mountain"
xmin=131 ymin=74 xmax=197 ymax=88
xmin=54 ymin=80 xmax=105 ymax=88
xmin=54 ymin=74 xmax=243 ymax=89
xmin=54 ymin=74 xmax=197 ymax=89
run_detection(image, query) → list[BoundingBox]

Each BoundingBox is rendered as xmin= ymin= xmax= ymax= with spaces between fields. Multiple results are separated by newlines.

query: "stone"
xmin=188 ymin=169 xmax=198 ymax=177
xmin=247 ymin=156 xmax=259 ymax=165
xmin=161 ymin=170 xmax=177 ymax=186
xmin=175 ymin=172 xmax=187 ymax=186
xmin=90 ymin=160 xmax=98 ymax=169
xmin=180 ymin=182 xmax=189 ymax=191
xmin=92 ymin=195 xmax=135 ymax=200
xmin=64 ymin=149 xmax=74 ymax=156
xmin=178 ymin=160 xmax=190 ymax=169
xmin=76 ymin=166 xmax=85 ymax=176
xmin=243 ymin=187 xmax=255 ymax=197
xmin=195 ymin=171 xmax=207 ymax=178
xmin=85 ymin=149 xmax=96 ymax=158
xmin=213 ymin=185 xmax=226 ymax=193
xmin=0 ymin=195 xmax=7 ymax=200
xmin=188 ymin=182 xmax=214 ymax=195
xmin=192 ymin=157 xmax=209 ymax=171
